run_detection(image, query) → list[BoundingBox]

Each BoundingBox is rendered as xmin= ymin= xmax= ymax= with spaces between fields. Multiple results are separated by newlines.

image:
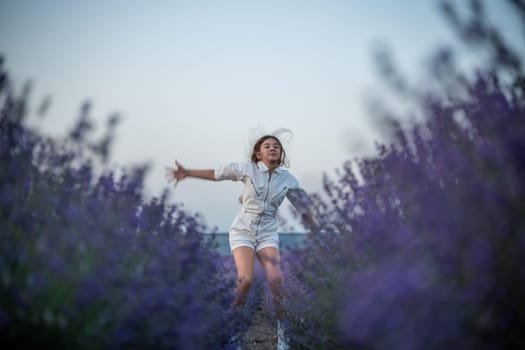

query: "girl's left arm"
xmin=286 ymin=188 xmax=320 ymax=233
xmin=301 ymin=211 xmax=320 ymax=234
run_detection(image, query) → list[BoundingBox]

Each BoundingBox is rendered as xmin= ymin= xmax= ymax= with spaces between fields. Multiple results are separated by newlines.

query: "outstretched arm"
xmin=166 ymin=160 xmax=216 ymax=185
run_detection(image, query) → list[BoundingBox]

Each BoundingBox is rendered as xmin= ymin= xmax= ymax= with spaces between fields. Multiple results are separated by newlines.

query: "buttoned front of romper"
xmin=215 ymin=161 xmax=309 ymax=252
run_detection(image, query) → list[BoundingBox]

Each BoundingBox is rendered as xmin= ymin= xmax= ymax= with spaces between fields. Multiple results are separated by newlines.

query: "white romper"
xmin=214 ymin=161 xmax=310 ymax=253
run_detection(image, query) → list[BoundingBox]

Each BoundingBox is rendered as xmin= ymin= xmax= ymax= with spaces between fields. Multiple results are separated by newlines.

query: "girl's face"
xmin=256 ymin=138 xmax=282 ymax=166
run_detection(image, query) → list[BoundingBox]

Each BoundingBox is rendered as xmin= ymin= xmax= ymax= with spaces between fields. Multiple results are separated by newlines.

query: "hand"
xmin=165 ymin=160 xmax=189 ymax=186
xmin=173 ymin=160 xmax=189 ymax=183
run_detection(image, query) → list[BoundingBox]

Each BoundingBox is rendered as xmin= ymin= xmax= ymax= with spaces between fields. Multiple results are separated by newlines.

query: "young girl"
xmin=166 ymin=133 xmax=317 ymax=349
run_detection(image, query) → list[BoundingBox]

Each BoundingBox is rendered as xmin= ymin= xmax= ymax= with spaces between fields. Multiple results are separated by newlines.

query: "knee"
xmin=233 ymin=275 xmax=253 ymax=307
xmin=237 ymin=275 xmax=253 ymax=290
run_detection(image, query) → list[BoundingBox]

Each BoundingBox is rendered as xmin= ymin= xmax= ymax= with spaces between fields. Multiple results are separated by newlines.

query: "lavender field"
xmin=2 ymin=1 xmax=525 ymax=349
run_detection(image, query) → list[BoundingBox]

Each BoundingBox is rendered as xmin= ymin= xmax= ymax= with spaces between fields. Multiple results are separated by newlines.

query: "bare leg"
xmin=232 ymin=246 xmax=255 ymax=307
xmin=256 ymin=247 xmax=285 ymax=319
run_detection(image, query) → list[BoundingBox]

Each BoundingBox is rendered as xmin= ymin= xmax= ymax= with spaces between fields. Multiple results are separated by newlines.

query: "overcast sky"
xmin=1 ymin=0 xmax=522 ymax=231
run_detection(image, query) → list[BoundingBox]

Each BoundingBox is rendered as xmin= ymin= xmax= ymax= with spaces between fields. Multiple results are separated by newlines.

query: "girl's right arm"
xmin=166 ymin=160 xmax=216 ymax=185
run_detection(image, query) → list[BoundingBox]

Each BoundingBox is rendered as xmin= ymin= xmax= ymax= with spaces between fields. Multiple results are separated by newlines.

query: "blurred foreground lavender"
xmin=0 ymin=58 xmax=259 ymax=349
xmin=283 ymin=1 xmax=525 ymax=349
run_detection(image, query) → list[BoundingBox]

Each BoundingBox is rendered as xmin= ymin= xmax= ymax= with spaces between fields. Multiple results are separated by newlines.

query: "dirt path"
xmin=240 ymin=300 xmax=278 ymax=350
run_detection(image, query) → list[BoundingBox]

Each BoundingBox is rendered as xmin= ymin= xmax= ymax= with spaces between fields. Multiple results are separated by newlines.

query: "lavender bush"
xmin=0 ymin=58 xmax=254 ymax=349
xmin=283 ymin=1 xmax=525 ymax=349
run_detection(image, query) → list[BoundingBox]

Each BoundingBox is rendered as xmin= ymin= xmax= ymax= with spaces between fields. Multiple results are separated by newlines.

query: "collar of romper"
xmin=257 ymin=161 xmax=283 ymax=174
